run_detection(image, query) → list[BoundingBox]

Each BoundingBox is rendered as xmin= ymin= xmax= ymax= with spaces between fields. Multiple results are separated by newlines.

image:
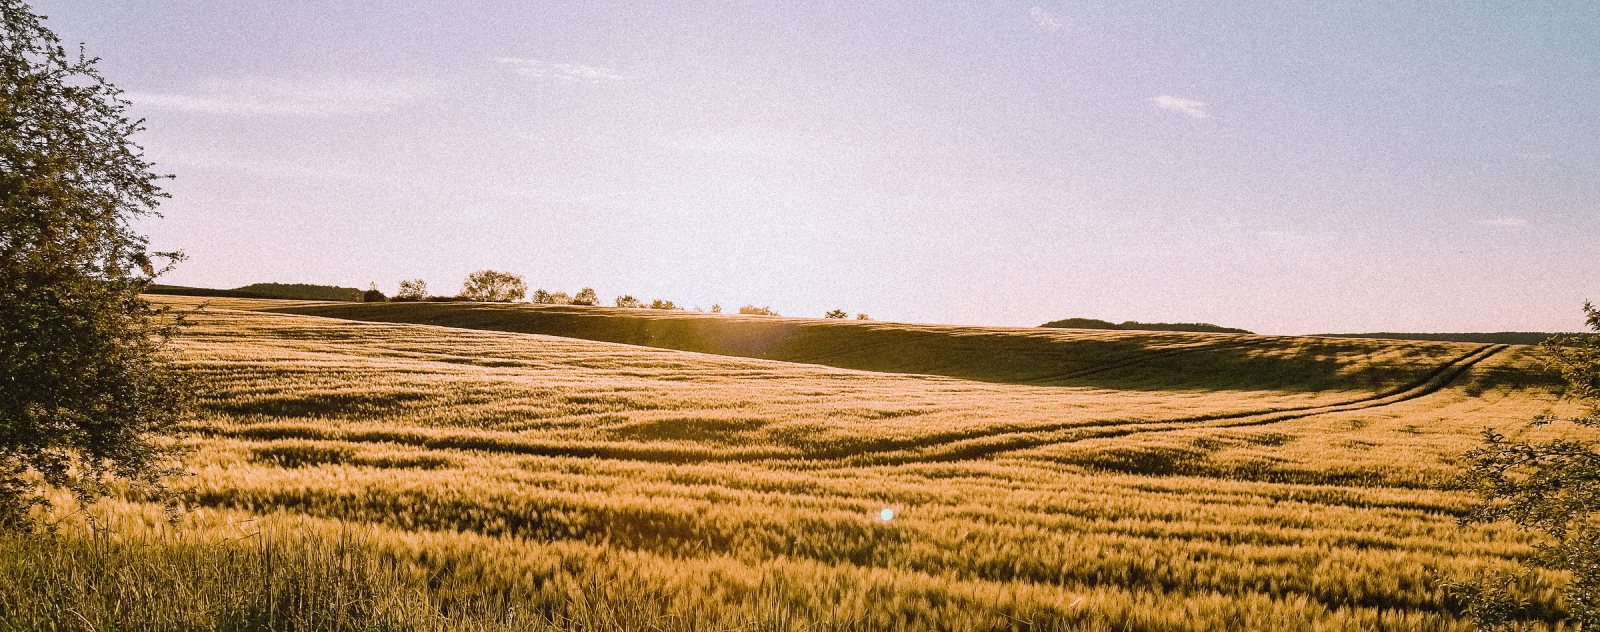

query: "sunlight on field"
xmin=27 ymin=297 xmax=1587 ymax=630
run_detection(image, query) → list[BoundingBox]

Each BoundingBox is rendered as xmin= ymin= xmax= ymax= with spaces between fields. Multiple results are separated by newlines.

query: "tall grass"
xmin=2 ymin=298 xmax=1586 ymax=630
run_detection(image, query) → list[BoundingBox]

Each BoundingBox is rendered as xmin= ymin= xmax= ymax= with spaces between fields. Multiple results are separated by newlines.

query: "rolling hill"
xmin=14 ymin=294 xmax=1577 ymax=631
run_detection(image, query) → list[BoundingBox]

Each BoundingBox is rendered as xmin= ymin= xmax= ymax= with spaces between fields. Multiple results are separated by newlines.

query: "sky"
xmin=32 ymin=0 xmax=1600 ymax=334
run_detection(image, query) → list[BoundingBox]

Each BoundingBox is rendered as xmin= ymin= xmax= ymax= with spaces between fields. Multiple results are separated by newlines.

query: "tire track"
xmin=1018 ymin=337 xmax=1270 ymax=385
xmin=831 ymin=344 xmax=1507 ymax=466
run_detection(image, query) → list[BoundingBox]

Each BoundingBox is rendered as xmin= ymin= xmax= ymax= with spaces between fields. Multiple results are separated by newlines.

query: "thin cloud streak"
xmin=495 ymin=58 xmax=628 ymax=82
xmin=125 ymin=76 xmax=423 ymax=116
xmin=1148 ymin=95 xmax=1210 ymax=119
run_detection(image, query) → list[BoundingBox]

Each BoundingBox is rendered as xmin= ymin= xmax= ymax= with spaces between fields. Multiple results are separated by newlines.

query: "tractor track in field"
xmin=1017 ymin=337 xmax=1271 ymax=385
xmin=199 ymin=344 xmax=1506 ymax=470
xmin=832 ymin=343 xmax=1507 ymax=466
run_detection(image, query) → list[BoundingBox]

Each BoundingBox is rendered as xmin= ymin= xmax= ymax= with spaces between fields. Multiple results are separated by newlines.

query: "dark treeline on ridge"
xmin=1041 ymin=318 xmax=1254 ymax=335
xmin=144 ymin=283 xmax=363 ymax=301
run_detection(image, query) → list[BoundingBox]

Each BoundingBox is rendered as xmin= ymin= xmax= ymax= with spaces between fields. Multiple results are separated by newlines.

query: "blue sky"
xmin=34 ymin=1 xmax=1600 ymax=333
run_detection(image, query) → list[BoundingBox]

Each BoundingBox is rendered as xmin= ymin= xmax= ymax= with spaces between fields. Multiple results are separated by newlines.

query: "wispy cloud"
xmin=1477 ymin=217 xmax=1528 ymax=227
xmin=1149 ymin=95 xmax=1210 ymax=119
xmin=1029 ymin=7 xmax=1066 ymax=33
xmin=495 ymin=58 xmax=628 ymax=82
xmin=125 ymin=76 xmax=423 ymax=116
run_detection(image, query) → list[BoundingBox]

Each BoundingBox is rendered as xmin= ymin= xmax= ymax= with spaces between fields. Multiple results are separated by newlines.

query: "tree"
xmin=710 ymin=304 xmax=722 ymax=313
xmin=1 ymin=2 xmax=191 ymax=530
xmin=739 ymin=305 xmax=778 ymax=316
xmin=458 ymin=269 xmax=526 ymax=302
xmin=362 ymin=282 xmax=386 ymax=302
xmin=615 ymin=295 xmax=642 ymax=308
xmin=395 ymin=278 xmax=427 ymax=301
xmin=856 ymin=313 xmax=871 ymax=320
xmin=648 ymin=299 xmax=680 ymax=310
xmin=531 ymin=289 xmax=552 ymax=304
xmin=1451 ymin=302 xmax=1600 ymax=629
xmin=824 ymin=309 xmax=848 ymax=319
xmin=571 ymin=287 xmax=598 ymax=306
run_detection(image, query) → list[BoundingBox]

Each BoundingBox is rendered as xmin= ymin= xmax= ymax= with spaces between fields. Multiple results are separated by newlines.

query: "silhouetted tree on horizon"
xmin=459 ymin=270 xmax=526 ymax=302
xmin=395 ymin=279 xmax=427 ymax=301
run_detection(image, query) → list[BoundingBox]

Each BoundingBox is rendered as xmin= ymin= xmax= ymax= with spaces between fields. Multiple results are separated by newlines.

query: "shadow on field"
xmin=210 ymin=391 xmax=430 ymax=418
xmin=263 ymin=302 xmax=1536 ymax=395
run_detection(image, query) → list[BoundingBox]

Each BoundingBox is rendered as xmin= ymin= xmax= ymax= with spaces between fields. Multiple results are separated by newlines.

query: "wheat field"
xmin=4 ymin=296 xmax=1583 ymax=631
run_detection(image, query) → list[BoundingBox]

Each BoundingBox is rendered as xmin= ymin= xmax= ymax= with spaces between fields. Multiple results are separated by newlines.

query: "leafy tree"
xmin=648 ymin=299 xmax=680 ymax=310
xmin=739 ymin=305 xmax=778 ymax=316
xmin=547 ymin=291 xmax=571 ymax=305
xmin=824 ymin=309 xmax=848 ymax=319
xmin=710 ymin=304 xmax=722 ymax=313
xmin=458 ymin=269 xmax=526 ymax=302
xmin=571 ymin=287 xmax=598 ymax=306
xmin=395 ymin=278 xmax=426 ymax=301
xmin=1451 ymin=302 xmax=1600 ymax=629
xmin=530 ymin=289 xmax=552 ymax=304
xmin=615 ymin=295 xmax=642 ymax=308
xmin=362 ymin=282 xmax=386 ymax=302
xmin=856 ymin=313 xmax=871 ymax=320
xmin=1 ymin=1 xmax=191 ymax=530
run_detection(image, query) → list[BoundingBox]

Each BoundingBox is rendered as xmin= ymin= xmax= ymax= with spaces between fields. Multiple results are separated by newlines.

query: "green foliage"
xmin=1454 ymin=302 xmax=1600 ymax=629
xmin=0 ymin=0 xmax=190 ymax=530
xmin=460 ymin=270 xmax=527 ymax=302
xmin=395 ymin=279 xmax=426 ymax=301
xmin=824 ymin=309 xmax=847 ymax=319
xmin=233 ymin=282 xmax=362 ymax=301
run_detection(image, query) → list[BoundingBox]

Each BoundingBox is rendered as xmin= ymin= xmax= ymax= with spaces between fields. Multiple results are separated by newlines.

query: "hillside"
xmin=1318 ymin=331 xmax=1565 ymax=346
xmin=1041 ymin=317 xmax=1254 ymax=334
xmin=36 ymin=295 xmax=1569 ymax=630
xmin=255 ymin=300 xmax=1545 ymax=398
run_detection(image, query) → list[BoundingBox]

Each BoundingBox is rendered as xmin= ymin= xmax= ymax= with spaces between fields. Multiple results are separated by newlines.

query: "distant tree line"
xmin=1040 ymin=318 xmax=1253 ymax=335
xmin=157 ymin=270 xmax=874 ymax=320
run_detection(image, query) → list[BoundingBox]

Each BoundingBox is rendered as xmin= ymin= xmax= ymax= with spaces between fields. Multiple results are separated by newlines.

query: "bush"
xmin=739 ymin=305 xmax=779 ymax=316
xmin=1 ymin=1 xmax=192 ymax=529
xmin=361 ymin=283 xmax=386 ymax=302
xmin=548 ymin=291 xmax=571 ymax=305
xmin=649 ymin=299 xmax=681 ymax=310
xmin=615 ymin=295 xmax=642 ymax=308
xmin=1452 ymin=302 xmax=1600 ymax=628
xmin=857 ymin=313 xmax=871 ymax=320
xmin=572 ymin=287 xmax=599 ymax=306
xmin=459 ymin=270 xmax=526 ymax=302
xmin=711 ymin=304 xmax=722 ymax=313
xmin=531 ymin=289 xmax=552 ymax=304
xmin=824 ymin=309 xmax=848 ymax=319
